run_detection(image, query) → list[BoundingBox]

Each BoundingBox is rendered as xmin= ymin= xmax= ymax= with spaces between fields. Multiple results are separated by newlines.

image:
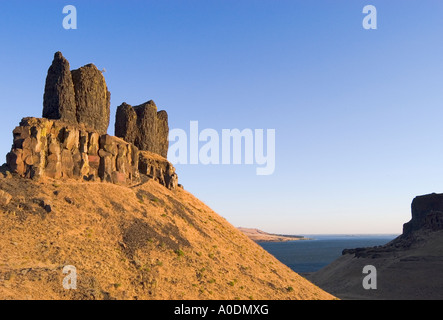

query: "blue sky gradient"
xmin=1 ymin=1 xmax=442 ymax=233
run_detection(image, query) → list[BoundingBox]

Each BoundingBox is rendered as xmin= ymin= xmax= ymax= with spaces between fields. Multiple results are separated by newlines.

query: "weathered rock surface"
xmin=17 ymin=52 xmax=178 ymax=190
xmin=114 ymin=103 xmax=138 ymax=145
xmin=156 ymin=110 xmax=169 ymax=159
xmin=71 ymin=64 xmax=111 ymax=134
xmin=42 ymin=52 xmax=111 ymax=134
xmin=6 ymin=117 xmax=179 ymax=190
xmin=403 ymin=193 xmax=443 ymax=235
xmin=6 ymin=117 xmax=139 ymax=185
xmin=115 ymin=101 xmax=169 ymax=158
xmin=133 ymin=101 xmax=158 ymax=154
xmin=139 ymin=151 xmax=178 ymax=190
xmin=42 ymin=52 xmax=77 ymax=124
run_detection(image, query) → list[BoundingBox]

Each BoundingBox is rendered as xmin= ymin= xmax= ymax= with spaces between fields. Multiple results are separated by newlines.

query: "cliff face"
xmin=403 ymin=193 xmax=443 ymax=235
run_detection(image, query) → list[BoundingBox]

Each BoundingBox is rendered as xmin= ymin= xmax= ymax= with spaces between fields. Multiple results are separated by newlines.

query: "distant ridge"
xmin=238 ymin=227 xmax=306 ymax=242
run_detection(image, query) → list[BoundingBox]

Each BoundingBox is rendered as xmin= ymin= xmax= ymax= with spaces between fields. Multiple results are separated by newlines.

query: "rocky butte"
xmin=7 ymin=51 xmax=178 ymax=190
xmin=0 ymin=52 xmax=335 ymax=300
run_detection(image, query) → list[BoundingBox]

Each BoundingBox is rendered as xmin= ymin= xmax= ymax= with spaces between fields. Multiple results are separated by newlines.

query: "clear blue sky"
xmin=1 ymin=1 xmax=442 ymax=234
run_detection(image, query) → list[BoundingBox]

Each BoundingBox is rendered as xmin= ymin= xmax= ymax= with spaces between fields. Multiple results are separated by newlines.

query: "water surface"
xmin=259 ymin=234 xmax=398 ymax=273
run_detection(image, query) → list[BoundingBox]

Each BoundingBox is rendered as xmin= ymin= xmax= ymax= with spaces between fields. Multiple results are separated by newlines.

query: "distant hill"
xmin=0 ymin=175 xmax=334 ymax=300
xmin=238 ymin=227 xmax=305 ymax=243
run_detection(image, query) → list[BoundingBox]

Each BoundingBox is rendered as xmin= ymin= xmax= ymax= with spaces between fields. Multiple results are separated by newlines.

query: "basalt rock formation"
xmin=42 ymin=52 xmax=110 ymax=134
xmin=6 ymin=117 xmax=139 ymax=185
xmin=42 ymin=52 xmax=77 ymax=124
xmin=403 ymin=193 xmax=443 ymax=235
xmin=115 ymin=101 xmax=169 ymax=158
xmin=6 ymin=52 xmax=177 ymax=190
xmin=139 ymin=151 xmax=178 ymax=190
xmin=71 ymin=64 xmax=111 ymax=134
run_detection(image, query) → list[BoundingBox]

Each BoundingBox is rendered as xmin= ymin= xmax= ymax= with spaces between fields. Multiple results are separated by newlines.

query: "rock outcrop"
xmin=42 ymin=52 xmax=77 ymax=124
xmin=6 ymin=117 xmax=139 ymax=185
xmin=139 ymin=151 xmax=178 ymax=190
xmin=403 ymin=193 xmax=443 ymax=235
xmin=42 ymin=52 xmax=110 ymax=134
xmin=8 ymin=52 xmax=178 ymax=190
xmin=114 ymin=103 xmax=137 ymax=145
xmin=156 ymin=110 xmax=169 ymax=159
xmin=71 ymin=64 xmax=111 ymax=134
xmin=115 ymin=101 xmax=169 ymax=158
xmin=6 ymin=117 xmax=179 ymax=190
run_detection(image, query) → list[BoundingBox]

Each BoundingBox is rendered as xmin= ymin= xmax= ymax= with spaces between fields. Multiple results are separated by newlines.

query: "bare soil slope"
xmin=0 ymin=176 xmax=334 ymax=300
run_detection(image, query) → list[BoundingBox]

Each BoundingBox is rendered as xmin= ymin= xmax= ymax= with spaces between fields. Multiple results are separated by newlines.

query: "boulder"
xmin=0 ymin=189 xmax=12 ymax=206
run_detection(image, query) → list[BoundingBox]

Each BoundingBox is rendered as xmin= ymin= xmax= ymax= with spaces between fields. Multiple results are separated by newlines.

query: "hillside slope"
xmin=0 ymin=175 xmax=334 ymax=300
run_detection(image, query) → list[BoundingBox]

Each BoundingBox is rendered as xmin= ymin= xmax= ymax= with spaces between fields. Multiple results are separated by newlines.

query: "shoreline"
xmin=238 ymin=227 xmax=312 ymax=243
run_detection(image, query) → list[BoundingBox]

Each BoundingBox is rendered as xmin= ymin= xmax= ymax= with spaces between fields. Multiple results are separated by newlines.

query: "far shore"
xmin=238 ymin=227 xmax=312 ymax=243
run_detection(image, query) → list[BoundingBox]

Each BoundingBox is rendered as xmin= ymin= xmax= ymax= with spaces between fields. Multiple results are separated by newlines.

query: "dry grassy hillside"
xmin=0 ymin=175 xmax=335 ymax=300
